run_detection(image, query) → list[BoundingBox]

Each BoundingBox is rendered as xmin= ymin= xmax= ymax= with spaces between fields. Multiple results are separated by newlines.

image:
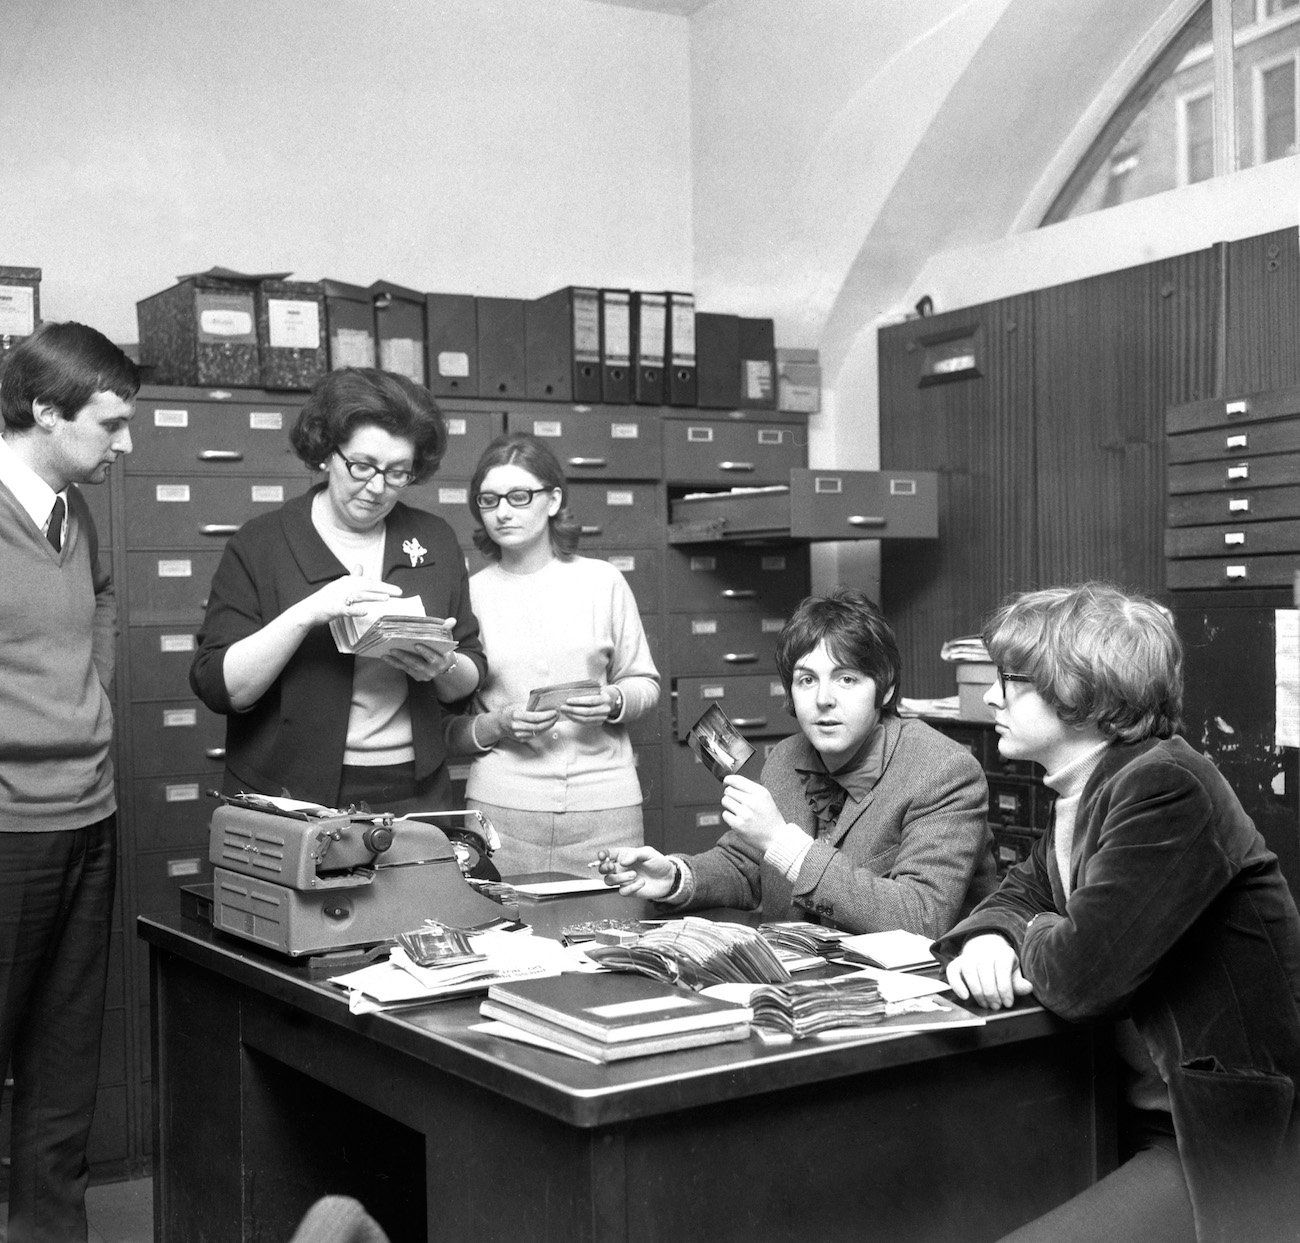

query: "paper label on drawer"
xmin=157 ymin=559 xmax=192 ymax=578
xmin=696 ymin=811 xmax=722 ymax=828
xmin=155 ymin=484 xmax=190 ymax=503
xmin=163 ymin=708 xmax=197 ymax=728
xmin=446 ymin=417 xmax=467 ymax=435
xmin=607 ymin=555 xmax=635 ymax=572
xmin=997 ymin=793 xmax=1018 ymax=812
xmin=332 ymin=328 xmax=376 ymax=368
xmin=687 ymin=427 xmax=714 ymax=443
xmin=761 ymin=556 xmax=787 ymax=571
xmin=154 ymin=408 xmax=189 ymax=428
xmin=437 ymin=351 xmax=470 ymax=378
xmin=761 ymin=618 xmax=784 ymax=632
xmin=757 ymin=428 xmax=784 ymax=445
xmin=1229 ymin=497 xmax=1250 ymax=512
xmin=251 ymin=485 xmax=284 ymax=503
xmin=0 ymin=285 xmax=35 ymax=336
xmin=1228 ymin=463 xmax=1249 ymax=480
xmin=606 ymin=490 xmax=634 ymax=506
xmin=1225 ymin=434 xmax=1248 ymax=449
xmin=610 ymin=423 xmax=639 ymax=439
xmin=689 ymin=556 xmax=717 ymax=572
xmin=692 ymin=619 xmax=719 ymax=635
xmin=165 ymin=783 xmax=200 ymax=803
xmin=1226 ymin=399 xmax=1248 ymax=415
xmin=702 ymin=685 xmax=724 ymax=699
xmin=1225 ymin=531 xmax=1246 ymax=545
xmin=167 ymin=857 xmax=202 ymax=878
xmin=249 ymin=410 xmax=284 ymax=431
xmin=890 ymin=477 xmax=918 ymax=495
xmin=770 ymin=682 xmax=784 ymax=697
xmin=814 ymin=476 xmax=843 ymax=493
xmin=439 ymin=487 xmax=468 ymax=504
xmin=160 ymin=634 xmax=196 ymax=653
xmin=267 ymin=299 xmax=321 ymax=349
xmin=532 ymin=421 xmax=563 ymax=438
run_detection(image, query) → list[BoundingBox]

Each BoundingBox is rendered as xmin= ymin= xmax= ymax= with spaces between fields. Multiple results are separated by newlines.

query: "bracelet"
xmin=468 ymin=714 xmax=494 ymax=752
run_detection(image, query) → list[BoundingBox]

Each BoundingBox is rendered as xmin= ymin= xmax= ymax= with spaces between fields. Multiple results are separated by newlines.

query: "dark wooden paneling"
xmin=1032 ymin=250 xmax=1218 ymax=595
xmin=1225 ymin=228 xmax=1300 ymax=394
xmin=880 ymin=296 xmax=1037 ymax=697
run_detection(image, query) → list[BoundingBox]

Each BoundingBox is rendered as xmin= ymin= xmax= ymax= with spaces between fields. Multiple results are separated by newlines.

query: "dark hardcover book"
xmin=479 ymin=999 xmax=750 ymax=1062
xmin=485 ymin=971 xmax=749 ymax=1043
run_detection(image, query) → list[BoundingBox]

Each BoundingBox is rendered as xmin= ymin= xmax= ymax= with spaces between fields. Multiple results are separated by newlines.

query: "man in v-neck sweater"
xmin=0 ymin=322 xmax=138 ymax=1243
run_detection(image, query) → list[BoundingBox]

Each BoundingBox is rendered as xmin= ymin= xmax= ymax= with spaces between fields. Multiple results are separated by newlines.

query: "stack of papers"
xmin=940 ymin=635 xmax=991 ymax=664
xmin=477 ymin=971 xmax=752 ymax=1063
xmin=525 ymin=680 xmax=600 ymax=712
xmin=587 ymin=916 xmax=792 ymax=988
xmin=330 ymin=594 xmax=457 ymax=660
xmin=748 ymin=976 xmax=889 ymax=1037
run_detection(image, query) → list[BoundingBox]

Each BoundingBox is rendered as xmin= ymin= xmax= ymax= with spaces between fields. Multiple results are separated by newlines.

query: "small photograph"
xmin=687 ymin=703 xmax=756 ymax=783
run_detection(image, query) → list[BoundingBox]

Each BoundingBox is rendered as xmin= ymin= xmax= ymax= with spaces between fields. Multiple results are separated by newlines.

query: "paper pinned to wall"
xmin=1275 ymin=609 xmax=1299 ymax=749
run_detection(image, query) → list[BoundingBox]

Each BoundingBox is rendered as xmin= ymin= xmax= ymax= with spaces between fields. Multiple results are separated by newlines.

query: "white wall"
xmin=1 ymin=0 xmax=694 ymax=345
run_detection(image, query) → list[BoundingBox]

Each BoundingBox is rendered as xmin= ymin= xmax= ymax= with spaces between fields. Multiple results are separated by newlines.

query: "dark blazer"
xmin=934 ymin=736 xmax=1300 ymax=1241
xmin=190 ymin=487 xmax=486 ymax=805
xmin=680 ymin=715 xmax=996 ymax=936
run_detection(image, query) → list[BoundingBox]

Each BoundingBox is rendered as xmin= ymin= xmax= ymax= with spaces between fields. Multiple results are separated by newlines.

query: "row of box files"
xmin=1165 ymin=384 xmax=1300 ymax=590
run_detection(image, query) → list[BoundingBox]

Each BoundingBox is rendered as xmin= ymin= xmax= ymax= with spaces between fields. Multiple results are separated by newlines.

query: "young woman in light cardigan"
xmin=447 ymin=434 xmax=659 ymax=876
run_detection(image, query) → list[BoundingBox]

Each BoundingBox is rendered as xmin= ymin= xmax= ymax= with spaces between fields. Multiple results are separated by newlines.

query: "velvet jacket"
xmin=677 ymin=715 xmax=996 ymax=937
xmin=934 ymin=736 xmax=1300 ymax=1242
xmin=190 ymin=487 xmax=486 ymax=805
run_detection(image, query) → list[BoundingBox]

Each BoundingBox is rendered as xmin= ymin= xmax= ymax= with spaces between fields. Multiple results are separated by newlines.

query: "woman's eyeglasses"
xmin=475 ymin=488 xmax=552 ymax=511
xmin=995 ymin=666 xmax=1035 ymax=696
xmin=335 ymin=452 xmax=414 ymax=488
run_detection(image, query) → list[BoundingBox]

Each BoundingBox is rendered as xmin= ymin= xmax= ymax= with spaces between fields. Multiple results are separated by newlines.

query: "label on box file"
xmin=333 ymin=329 xmax=376 ymax=368
xmin=196 ymin=292 xmax=255 ymax=342
xmin=438 ymin=352 xmax=470 ymax=378
xmin=0 ymin=285 xmax=35 ymax=337
xmin=267 ymin=299 xmax=321 ymax=350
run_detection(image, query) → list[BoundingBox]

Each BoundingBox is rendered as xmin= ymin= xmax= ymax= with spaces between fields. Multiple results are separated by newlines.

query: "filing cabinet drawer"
xmin=1167 ymin=485 xmax=1300 ymax=527
xmin=1168 ymin=451 xmax=1300 ymax=494
xmin=437 ymin=407 xmax=504 ymax=477
xmin=673 ymin=674 xmax=793 ymax=742
xmin=987 ymin=775 xmax=1038 ymax=828
xmin=992 ymin=825 xmax=1041 ymax=877
xmin=1165 ymin=518 xmax=1300 ymax=559
xmin=669 ymin=739 xmax=763 ymax=805
xmin=665 ymin=611 xmax=787 ymax=675
xmin=403 ymin=479 xmax=479 ymax=548
xmin=665 ymin=546 xmax=810 ymax=615
xmin=1168 ymin=415 xmax=1300 ymax=464
xmin=505 ymin=407 xmax=662 ymax=480
xmin=1167 ymin=387 xmax=1300 ymax=435
xmin=663 ymin=418 xmax=806 ymax=485
xmin=596 ymin=547 xmax=663 ymax=614
xmin=662 ymin=804 xmax=729 ymax=856
xmin=127 ymin=627 xmax=200 ymax=700
xmin=129 ymin=394 xmax=303 ymax=474
xmin=129 ymin=700 xmax=226 ymax=777
xmin=126 ymin=549 xmax=224 ymax=624
xmin=569 ymin=481 xmax=664 ymax=548
xmin=133 ymin=847 xmax=212 ymax=917
xmin=1166 ymin=553 xmax=1300 ymax=590
xmin=81 ymin=467 xmax=117 ymax=540
xmin=123 ymin=474 xmax=310 ymax=547
xmin=929 ymin=721 xmax=989 ymax=768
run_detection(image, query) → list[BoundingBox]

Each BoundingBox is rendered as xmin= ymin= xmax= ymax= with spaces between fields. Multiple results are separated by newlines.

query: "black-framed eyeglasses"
xmin=334 ymin=451 xmax=414 ymax=488
xmin=995 ymin=666 xmax=1035 ymax=696
xmin=474 ymin=487 xmax=553 ymax=511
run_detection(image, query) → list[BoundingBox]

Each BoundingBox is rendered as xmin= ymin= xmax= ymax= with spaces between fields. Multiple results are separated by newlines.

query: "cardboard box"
xmin=0 ymin=266 xmax=41 ymax=345
xmin=956 ymin=662 xmax=996 ymax=722
xmin=256 ymin=279 xmax=326 ymax=390
xmin=777 ymin=347 xmax=821 ymax=414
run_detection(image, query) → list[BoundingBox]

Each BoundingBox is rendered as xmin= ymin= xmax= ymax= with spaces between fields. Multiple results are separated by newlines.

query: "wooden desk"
xmin=141 ymin=900 xmax=1114 ymax=1243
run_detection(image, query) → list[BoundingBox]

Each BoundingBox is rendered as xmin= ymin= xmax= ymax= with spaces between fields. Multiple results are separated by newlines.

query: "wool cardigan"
xmin=190 ymin=487 xmax=486 ymax=806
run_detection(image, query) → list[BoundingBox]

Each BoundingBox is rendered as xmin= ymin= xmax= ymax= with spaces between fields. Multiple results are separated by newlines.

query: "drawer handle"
xmin=580 ymin=525 xmax=603 ymax=536
xmin=719 ymin=461 xmax=755 ymax=472
xmin=568 ymin=457 xmax=607 ymax=468
xmin=197 ymin=450 xmax=244 ymax=462
xmin=205 ymin=747 xmax=226 ymax=760
xmin=200 ymin=524 xmax=239 ymax=537
xmin=730 ymin=717 xmax=767 ymax=730
xmin=721 ymin=589 xmax=757 ymax=600
xmin=1225 ymin=565 xmax=1247 ymax=580
xmin=723 ymin=652 xmax=759 ymax=664
xmin=848 ymin=515 xmax=887 ymax=527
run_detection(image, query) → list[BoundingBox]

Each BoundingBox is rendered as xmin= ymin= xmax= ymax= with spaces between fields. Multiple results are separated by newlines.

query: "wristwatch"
xmin=608 ymin=684 xmax=625 ymax=720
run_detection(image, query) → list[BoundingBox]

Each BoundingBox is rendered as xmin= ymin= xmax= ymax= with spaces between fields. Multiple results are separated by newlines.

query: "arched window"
xmin=1044 ymin=0 xmax=1300 ymax=223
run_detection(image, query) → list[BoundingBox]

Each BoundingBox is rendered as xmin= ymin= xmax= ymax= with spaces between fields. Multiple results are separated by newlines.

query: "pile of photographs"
xmin=588 ymin=916 xmax=792 ymax=987
xmin=748 ymin=977 xmax=888 ymax=1038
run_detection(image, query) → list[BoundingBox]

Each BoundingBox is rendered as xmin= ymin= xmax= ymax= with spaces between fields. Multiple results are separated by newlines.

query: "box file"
xmin=695 ymin=311 xmax=742 ymax=409
xmin=426 ymin=292 xmax=479 ymax=398
xmin=632 ymin=291 xmax=667 ymax=405
xmin=256 ymin=279 xmax=326 ymax=390
xmin=477 ymin=296 xmax=527 ymax=398
xmin=777 ymin=348 xmax=821 ymax=414
xmin=0 ymin=265 xmax=40 ymax=345
xmin=320 ymin=279 xmax=377 ymax=370
xmin=665 ymin=291 xmax=698 ymax=406
xmin=525 ymin=286 xmax=601 ymax=403
xmin=738 ymin=316 xmax=776 ymax=410
xmin=369 ymin=281 xmax=427 ymax=385
xmin=600 ymin=289 xmax=633 ymax=404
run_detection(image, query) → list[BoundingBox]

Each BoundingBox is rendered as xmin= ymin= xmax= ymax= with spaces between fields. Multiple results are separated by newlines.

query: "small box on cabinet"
xmin=0 ymin=266 xmax=41 ymax=347
xmin=956 ymin=662 xmax=996 ymax=722
xmin=777 ymin=348 xmax=821 ymax=414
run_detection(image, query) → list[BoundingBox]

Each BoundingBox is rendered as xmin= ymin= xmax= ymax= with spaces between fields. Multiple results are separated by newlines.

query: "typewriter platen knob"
xmin=362 ymin=824 xmax=394 ymax=854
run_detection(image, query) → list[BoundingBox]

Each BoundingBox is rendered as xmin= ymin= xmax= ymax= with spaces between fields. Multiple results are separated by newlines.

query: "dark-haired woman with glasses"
xmin=191 ymin=368 xmax=485 ymax=812
xmin=447 ymin=433 xmax=659 ymax=876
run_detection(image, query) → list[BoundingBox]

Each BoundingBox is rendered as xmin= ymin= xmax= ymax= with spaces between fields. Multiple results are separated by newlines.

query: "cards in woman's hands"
xmin=526 ymin=680 xmax=601 ymax=712
xmin=330 ymin=595 xmax=457 ymax=660
xmin=687 ymin=703 xmax=756 ymax=782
